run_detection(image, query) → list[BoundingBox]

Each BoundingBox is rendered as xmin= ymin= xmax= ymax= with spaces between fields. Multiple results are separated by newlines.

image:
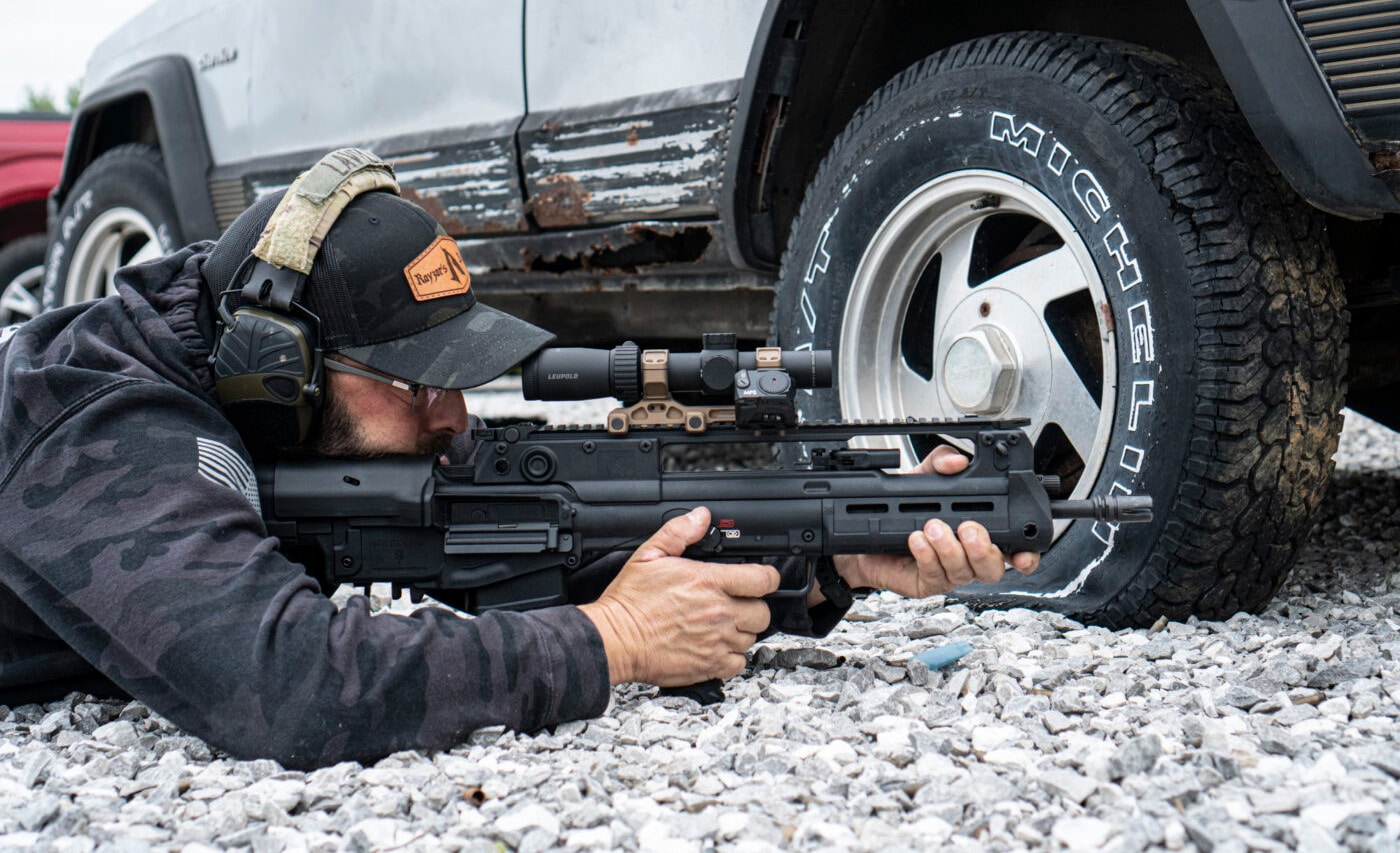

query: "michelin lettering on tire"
xmin=987 ymin=107 xmax=1156 ymax=593
xmin=42 ymin=189 xmax=94 ymax=312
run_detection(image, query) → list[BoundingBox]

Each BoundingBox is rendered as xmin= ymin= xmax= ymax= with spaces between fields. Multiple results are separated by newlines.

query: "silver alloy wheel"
xmin=0 ymin=262 xmax=44 ymax=324
xmin=62 ymin=207 xmax=165 ymax=305
xmin=839 ymin=170 xmax=1116 ymax=536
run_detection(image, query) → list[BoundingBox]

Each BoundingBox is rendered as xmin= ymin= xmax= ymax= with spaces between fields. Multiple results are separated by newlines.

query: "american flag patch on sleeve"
xmin=196 ymin=437 xmax=262 ymax=513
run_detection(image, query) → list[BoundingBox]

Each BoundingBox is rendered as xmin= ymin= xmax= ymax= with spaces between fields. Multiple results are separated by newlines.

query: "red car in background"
xmin=0 ymin=112 xmax=68 ymax=325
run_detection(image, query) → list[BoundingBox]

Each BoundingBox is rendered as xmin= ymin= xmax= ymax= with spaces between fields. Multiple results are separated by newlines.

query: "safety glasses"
xmin=324 ymin=358 xmax=450 ymax=414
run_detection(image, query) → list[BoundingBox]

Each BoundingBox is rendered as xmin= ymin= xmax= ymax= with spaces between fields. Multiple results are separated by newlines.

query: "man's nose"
xmin=425 ymin=390 xmax=468 ymax=435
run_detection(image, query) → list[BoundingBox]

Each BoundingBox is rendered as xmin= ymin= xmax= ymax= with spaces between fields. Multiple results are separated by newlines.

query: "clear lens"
xmin=411 ymin=385 xmax=449 ymax=415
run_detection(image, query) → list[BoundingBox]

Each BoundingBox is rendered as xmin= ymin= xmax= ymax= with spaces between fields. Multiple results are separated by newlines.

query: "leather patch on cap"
xmin=404 ymin=235 xmax=472 ymax=301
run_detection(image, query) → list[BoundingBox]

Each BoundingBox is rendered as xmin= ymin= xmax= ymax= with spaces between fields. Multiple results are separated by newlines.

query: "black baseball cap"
xmin=204 ymin=189 xmax=554 ymax=389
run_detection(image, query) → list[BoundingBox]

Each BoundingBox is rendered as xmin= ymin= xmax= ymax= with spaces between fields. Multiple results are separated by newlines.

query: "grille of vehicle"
xmin=1291 ymin=0 xmax=1400 ymax=136
xmin=209 ymin=177 xmax=248 ymax=231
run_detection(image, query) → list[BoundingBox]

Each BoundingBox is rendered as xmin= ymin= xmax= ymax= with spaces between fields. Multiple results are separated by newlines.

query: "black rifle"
xmin=258 ymin=335 xmax=1153 ymax=624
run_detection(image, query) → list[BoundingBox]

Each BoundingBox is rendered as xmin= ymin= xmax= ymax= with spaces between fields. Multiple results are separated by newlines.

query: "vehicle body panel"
xmin=523 ymin=0 xmax=764 ymax=112
xmin=84 ymin=0 xmax=253 ymax=165
xmin=0 ymin=116 xmax=67 ymax=210
xmin=0 ymin=114 xmax=68 ymax=244
xmin=247 ymin=0 xmax=525 ymax=161
xmin=1185 ymin=0 xmax=1400 ymax=219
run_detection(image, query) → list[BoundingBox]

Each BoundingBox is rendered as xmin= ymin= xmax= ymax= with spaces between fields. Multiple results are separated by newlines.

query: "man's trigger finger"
xmin=714 ymin=563 xmax=782 ymax=599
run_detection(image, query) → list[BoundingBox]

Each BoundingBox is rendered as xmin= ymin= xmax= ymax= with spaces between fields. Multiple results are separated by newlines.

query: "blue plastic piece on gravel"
xmin=912 ymin=641 xmax=974 ymax=670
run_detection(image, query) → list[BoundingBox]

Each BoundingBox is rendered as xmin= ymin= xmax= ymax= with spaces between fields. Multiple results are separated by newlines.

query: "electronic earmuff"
xmin=210 ymin=148 xmax=400 ymax=454
xmin=211 ymin=253 xmax=325 ymax=453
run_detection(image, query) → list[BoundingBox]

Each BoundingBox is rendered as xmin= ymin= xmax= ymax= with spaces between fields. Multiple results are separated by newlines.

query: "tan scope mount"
xmin=605 ymin=346 xmax=786 ymax=435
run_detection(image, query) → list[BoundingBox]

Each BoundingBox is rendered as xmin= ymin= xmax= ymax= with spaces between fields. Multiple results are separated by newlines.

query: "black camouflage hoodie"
xmin=0 ymin=243 xmax=609 ymax=769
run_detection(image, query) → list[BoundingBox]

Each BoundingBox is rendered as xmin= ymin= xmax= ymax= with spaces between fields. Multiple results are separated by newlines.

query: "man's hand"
xmin=579 ymin=507 xmax=779 ymax=686
xmin=832 ymin=445 xmax=1041 ymax=600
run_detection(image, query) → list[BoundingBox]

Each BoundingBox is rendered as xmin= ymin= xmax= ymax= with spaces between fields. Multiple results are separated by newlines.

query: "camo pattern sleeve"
xmin=0 ymin=293 xmax=609 ymax=769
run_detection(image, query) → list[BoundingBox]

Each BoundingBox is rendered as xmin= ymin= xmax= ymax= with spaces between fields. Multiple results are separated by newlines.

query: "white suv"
xmin=46 ymin=0 xmax=1400 ymax=628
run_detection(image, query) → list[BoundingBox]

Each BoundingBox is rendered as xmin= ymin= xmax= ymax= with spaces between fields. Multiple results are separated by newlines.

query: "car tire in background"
xmin=0 ymin=234 xmax=50 ymax=325
xmin=771 ymin=33 xmax=1348 ymax=628
xmin=42 ymin=143 xmax=182 ymax=311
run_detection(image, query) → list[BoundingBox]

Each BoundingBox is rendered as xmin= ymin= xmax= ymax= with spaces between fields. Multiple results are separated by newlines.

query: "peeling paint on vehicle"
xmin=528 ymin=128 xmax=719 ymax=164
xmin=550 ymin=119 xmax=656 ymax=142
xmin=525 ymin=175 xmax=594 ymax=229
xmin=521 ymin=101 xmax=732 ymax=227
xmin=387 ymin=144 xmax=525 ymax=235
xmin=242 ymin=140 xmax=527 ymax=236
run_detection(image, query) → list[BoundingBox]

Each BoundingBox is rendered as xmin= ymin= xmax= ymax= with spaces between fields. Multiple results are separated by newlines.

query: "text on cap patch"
xmin=404 ymin=235 xmax=472 ymax=301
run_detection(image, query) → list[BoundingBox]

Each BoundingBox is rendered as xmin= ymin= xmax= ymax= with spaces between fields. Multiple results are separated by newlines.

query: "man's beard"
xmin=307 ymin=393 xmax=454 ymax=458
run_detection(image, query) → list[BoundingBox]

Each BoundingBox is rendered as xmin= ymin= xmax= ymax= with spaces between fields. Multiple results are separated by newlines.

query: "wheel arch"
xmin=724 ymin=0 xmax=1242 ymax=273
xmin=53 ymin=56 xmax=219 ymax=244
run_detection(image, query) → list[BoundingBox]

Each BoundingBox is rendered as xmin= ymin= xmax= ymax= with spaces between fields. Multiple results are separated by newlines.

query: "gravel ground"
xmin=4 ymin=406 xmax=1400 ymax=852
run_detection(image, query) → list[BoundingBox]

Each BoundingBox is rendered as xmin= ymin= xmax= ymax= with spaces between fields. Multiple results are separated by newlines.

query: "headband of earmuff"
xmin=211 ymin=148 xmax=400 ymax=454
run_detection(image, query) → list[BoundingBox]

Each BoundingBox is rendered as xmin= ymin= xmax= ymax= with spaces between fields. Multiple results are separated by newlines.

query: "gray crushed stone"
xmin=4 ymin=408 xmax=1400 ymax=852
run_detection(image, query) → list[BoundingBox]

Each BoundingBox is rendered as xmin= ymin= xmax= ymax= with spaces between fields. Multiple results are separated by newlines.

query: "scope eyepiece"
xmin=517 ymin=343 xmax=644 ymax=402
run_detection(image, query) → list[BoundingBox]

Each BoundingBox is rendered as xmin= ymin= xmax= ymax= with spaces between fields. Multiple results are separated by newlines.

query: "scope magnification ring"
xmin=610 ymin=341 xmax=641 ymax=404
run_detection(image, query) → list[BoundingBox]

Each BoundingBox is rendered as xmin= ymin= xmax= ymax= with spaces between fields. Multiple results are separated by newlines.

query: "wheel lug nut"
xmin=943 ymin=325 xmax=1018 ymax=415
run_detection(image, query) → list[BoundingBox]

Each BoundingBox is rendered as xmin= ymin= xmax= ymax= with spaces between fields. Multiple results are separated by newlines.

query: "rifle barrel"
xmin=1051 ymin=496 xmax=1154 ymax=523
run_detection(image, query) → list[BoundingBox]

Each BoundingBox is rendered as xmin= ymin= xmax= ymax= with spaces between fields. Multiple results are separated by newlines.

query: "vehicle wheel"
xmin=42 ymin=143 xmax=181 ymax=311
xmin=0 ymin=234 xmax=49 ymax=325
xmin=771 ymin=33 xmax=1347 ymax=627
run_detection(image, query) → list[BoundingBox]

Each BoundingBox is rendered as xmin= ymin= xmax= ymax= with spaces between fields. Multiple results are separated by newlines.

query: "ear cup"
xmin=213 ymin=306 xmax=321 ymax=453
